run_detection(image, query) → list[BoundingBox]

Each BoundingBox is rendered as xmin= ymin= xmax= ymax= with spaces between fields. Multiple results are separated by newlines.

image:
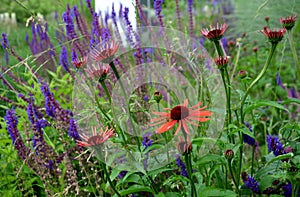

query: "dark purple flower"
xmin=243 ymin=122 xmax=256 ymax=146
xmin=60 ymin=46 xmax=70 ymax=72
xmin=174 ymin=154 xmax=188 ymax=177
xmin=40 ymin=82 xmax=56 ymax=117
xmin=123 ymin=7 xmax=135 ymax=47
xmin=68 ymin=118 xmax=80 ymax=140
xmin=266 ymin=135 xmax=285 ymax=156
xmin=244 ymin=175 xmax=260 ymax=194
xmin=118 ymin=170 xmax=128 ymax=179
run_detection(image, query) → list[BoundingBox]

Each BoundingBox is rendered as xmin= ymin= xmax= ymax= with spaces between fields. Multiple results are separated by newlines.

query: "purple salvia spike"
xmin=5 ymin=109 xmax=31 ymax=160
xmin=60 ymin=46 xmax=70 ymax=72
xmin=85 ymin=0 xmax=94 ymax=16
xmin=188 ymin=0 xmax=194 ymax=38
xmin=175 ymin=0 xmax=182 ymax=32
xmin=123 ymin=7 xmax=135 ymax=47
xmin=111 ymin=3 xmax=122 ymax=42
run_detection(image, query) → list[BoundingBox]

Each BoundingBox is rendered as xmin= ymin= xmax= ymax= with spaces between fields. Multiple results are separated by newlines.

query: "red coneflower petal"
xmin=190 ymin=111 xmax=213 ymax=116
xmin=156 ymin=120 xmax=177 ymax=134
xmin=174 ymin=120 xmax=182 ymax=136
xmin=187 ymin=117 xmax=211 ymax=122
xmin=182 ymin=120 xmax=190 ymax=134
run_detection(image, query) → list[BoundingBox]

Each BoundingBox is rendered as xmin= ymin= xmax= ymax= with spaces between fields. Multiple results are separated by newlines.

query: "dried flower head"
xmin=176 ymin=136 xmax=192 ymax=154
xmin=280 ymin=15 xmax=297 ymax=30
xmin=201 ymin=23 xmax=227 ymax=41
xmin=84 ymin=63 xmax=109 ymax=80
xmin=76 ymin=127 xmax=114 ymax=147
xmin=150 ymin=99 xmax=212 ymax=136
xmin=90 ymin=40 xmax=119 ymax=63
xmin=260 ymin=27 xmax=286 ymax=44
xmin=214 ymin=56 xmax=229 ymax=70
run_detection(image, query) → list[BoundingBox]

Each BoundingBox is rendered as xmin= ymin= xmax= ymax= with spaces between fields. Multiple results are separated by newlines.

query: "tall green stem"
xmin=228 ymin=159 xmax=239 ymax=194
xmin=185 ymin=153 xmax=197 ymax=197
xmin=99 ymin=79 xmax=111 ymax=103
xmin=101 ymin=162 xmax=121 ymax=197
xmin=109 ymin=61 xmax=141 ymax=152
xmin=240 ymin=43 xmax=278 ymax=123
xmin=287 ymin=30 xmax=300 ymax=80
xmin=214 ymin=40 xmax=233 ymax=143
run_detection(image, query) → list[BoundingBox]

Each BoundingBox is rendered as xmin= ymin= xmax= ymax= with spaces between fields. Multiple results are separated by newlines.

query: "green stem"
xmin=225 ymin=67 xmax=233 ymax=143
xmin=240 ymin=43 xmax=278 ymax=123
xmin=214 ymin=40 xmax=233 ymax=143
xmin=99 ymin=79 xmax=111 ymax=103
xmin=251 ymin=144 xmax=255 ymax=177
xmin=228 ymin=159 xmax=239 ymax=194
xmin=220 ymin=70 xmax=231 ymax=143
xmin=287 ymin=30 xmax=300 ymax=80
xmin=185 ymin=153 xmax=197 ymax=197
xmin=109 ymin=61 xmax=141 ymax=152
xmin=146 ymin=174 xmax=159 ymax=194
xmin=101 ymin=162 xmax=121 ymax=197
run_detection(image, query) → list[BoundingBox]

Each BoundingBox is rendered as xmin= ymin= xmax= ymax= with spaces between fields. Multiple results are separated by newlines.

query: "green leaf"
xmin=192 ymin=137 xmax=217 ymax=147
xmin=201 ymin=187 xmax=237 ymax=197
xmin=119 ymin=185 xmax=153 ymax=196
xmin=266 ymin=153 xmax=293 ymax=166
xmin=240 ymin=127 xmax=255 ymax=138
xmin=196 ymin=154 xmax=226 ymax=166
xmin=244 ymin=100 xmax=288 ymax=115
xmin=280 ymin=98 xmax=300 ymax=105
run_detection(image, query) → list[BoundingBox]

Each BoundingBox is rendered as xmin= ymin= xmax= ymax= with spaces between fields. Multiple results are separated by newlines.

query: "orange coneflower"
xmin=201 ymin=23 xmax=227 ymax=41
xmin=150 ymin=99 xmax=212 ymax=136
xmin=90 ymin=40 xmax=120 ymax=63
xmin=76 ymin=127 xmax=114 ymax=147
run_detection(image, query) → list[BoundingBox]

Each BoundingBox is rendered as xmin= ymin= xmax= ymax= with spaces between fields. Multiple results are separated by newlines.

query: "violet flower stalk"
xmin=175 ymin=154 xmax=188 ymax=177
xmin=5 ymin=109 xmax=31 ymax=160
xmin=187 ymin=0 xmax=194 ymax=38
xmin=243 ymin=175 xmax=260 ymax=194
xmin=1 ymin=32 xmax=10 ymax=65
xmin=60 ymin=46 xmax=70 ymax=72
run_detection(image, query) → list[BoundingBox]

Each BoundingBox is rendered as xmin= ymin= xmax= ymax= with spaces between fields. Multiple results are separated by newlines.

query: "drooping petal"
xmin=156 ymin=120 xmax=177 ymax=134
xmin=173 ymin=120 xmax=182 ymax=136
xmin=182 ymin=120 xmax=190 ymax=134
xmin=190 ymin=111 xmax=213 ymax=116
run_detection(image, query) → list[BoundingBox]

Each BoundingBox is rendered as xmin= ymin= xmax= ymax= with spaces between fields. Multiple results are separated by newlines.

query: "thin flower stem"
xmin=99 ymin=80 xmax=111 ymax=103
xmin=185 ymin=153 xmax=197 ymax=197
xmin=101 ymin=162 xmax=121 ymax=197
xmin=214 ymin=40 xmax=233 ymax=143
xmin=287 ymin=30 xmax=300 ymax=80
xmin=146 ymin=174 xmax=159 ymax=194
xmin=251 ymin=144 xmax=255 ymax=177
xmin=109 ymin=61 xmax=141 ymax=152
xmin=240 ymin=43 xmax=278 ymax=123
xmin=228 ymin=159 xmax=239 ymax=194
xmin=225 ymin=67 xmax=233 ymax=143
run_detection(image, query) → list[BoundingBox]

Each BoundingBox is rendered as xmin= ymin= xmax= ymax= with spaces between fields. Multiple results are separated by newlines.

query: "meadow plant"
xmin=0 ymin=0 xmax=299 ymax=196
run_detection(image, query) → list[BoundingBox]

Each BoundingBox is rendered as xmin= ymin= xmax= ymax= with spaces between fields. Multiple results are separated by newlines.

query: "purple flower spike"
xmin=60 ymin=46 xmax=70 ymax=72
xmin=1 ymin=32 xmax=10 ymax=65
xmin=68 ymin=118 xmax=80 ymax=140
xmin=266 ymin=135 xmax=285 ymax=156
xmin=174 ymin=154 xmax=188 ymax=177
xmin=244 ymin=175 xmax=260 ymax=194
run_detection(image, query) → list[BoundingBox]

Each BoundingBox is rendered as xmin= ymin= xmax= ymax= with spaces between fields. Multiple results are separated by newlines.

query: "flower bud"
xmin=224 ymin=149 xmax=234 ymax=160
xmin=153 ymin=91 xmax=162 ymax=103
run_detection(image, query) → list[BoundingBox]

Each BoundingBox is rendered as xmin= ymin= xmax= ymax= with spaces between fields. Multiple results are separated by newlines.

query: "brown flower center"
xmin=87 ymin=135 xmax=103 ymax=145
xmin=170 ymin=106 xmax=189 ymax=120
